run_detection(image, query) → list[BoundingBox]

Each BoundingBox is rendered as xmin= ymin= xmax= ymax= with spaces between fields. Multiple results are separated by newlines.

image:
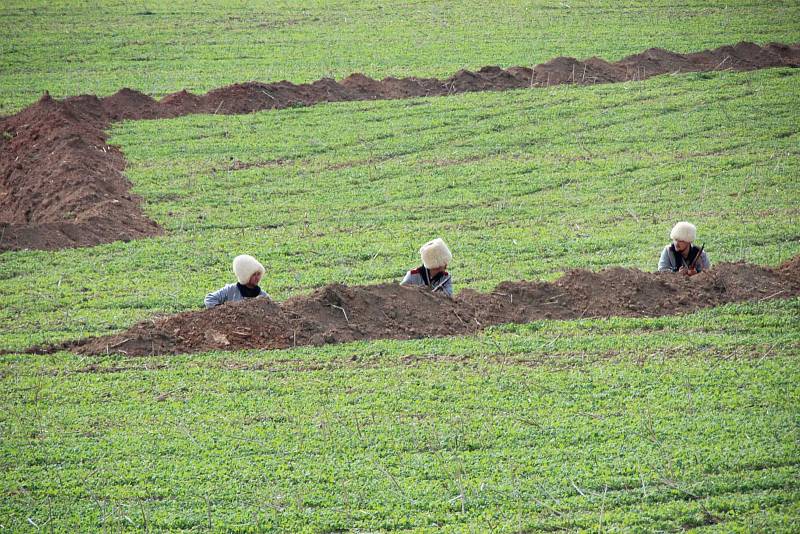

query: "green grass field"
xmin=1 ymin=0 xmax=800 ymax=115
xmin=2 ymin=302 xmax=799 ymax=531
xmin=1 ymin=67 xmax=798 ymax=351
xmin=2 ymin=1 xmax=800 ymax=531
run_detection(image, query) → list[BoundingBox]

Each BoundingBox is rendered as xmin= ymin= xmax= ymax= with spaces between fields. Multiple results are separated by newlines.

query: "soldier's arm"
xmin=204 ymin=285 xmax=229 ymax=309
xmin=400 ymin=271 xmax=414 ymax=286
xmin=657 ymin=247 xmax=673 ymax=272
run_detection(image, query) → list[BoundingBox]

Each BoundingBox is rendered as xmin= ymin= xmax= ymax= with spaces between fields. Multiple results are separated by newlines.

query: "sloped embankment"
xmin=1 ymin=42 xmax=799 ymax=251
xmin=50 ymin=257 xmax=800 ymax=356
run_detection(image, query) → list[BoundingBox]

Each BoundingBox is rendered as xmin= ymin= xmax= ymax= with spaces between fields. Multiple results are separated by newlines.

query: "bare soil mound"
xmin=0 ymin=93 xmax=162 ymax=250
xmin=48 ymin=257 xmax=799 ymax=356
xmin=2 ymin=42 xmax=798 ymax=251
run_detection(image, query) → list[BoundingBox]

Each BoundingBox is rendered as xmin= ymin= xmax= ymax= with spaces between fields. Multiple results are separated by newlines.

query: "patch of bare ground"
xmin=32 ymin=256 xmax=799 ymax=356
xmin=1 ymin=42 xmax=798 ymax=251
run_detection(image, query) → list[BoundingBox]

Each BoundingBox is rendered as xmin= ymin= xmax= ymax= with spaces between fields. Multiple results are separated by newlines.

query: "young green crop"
xmin=1 ymin=68 xmax=798 ymax=351
xmin=2 ymin=3 xmax=799 ymax=530
xmin=1 ymin=0 xmax=799 ymax=114
xmin=0 ymin=72 xmax=798 ymax=530
xmin=1 ymin=300 xmax=798 ymax=531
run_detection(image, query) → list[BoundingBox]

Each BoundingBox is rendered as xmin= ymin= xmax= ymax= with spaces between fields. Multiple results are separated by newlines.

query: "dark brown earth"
xmin=39 ymin=256 xmax=798 ymax=356
xmin=1 ymin=42 xmax=798 ymax=251
xmin=0 ymin=93 xmax=163 ymax=250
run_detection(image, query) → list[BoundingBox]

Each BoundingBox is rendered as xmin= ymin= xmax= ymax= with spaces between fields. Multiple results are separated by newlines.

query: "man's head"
xmin=420 ymin=238 xmax=452 ymax=272
xmin=233 ymin=255 xmax=265 ymax=287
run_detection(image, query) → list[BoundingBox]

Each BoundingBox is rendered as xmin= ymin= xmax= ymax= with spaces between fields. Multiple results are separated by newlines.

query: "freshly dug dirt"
xmin=48 ymin=257 xmax=800 ymax=356
xmin=0 ymin=93 xmax=162 ymax=250
xmin=1 ymin=42 xmax=798 ymax=251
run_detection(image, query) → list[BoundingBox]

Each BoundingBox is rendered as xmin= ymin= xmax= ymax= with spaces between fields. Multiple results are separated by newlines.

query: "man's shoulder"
xmin=409 ymin=268 xmax=449 ymax=276
xmin=402 ymin=270 xmax=423 ymax=284
xmin=218 ymin=283 xmax=240 ymax=294
xmin=209 ymin=282 xmax=236 ymax=293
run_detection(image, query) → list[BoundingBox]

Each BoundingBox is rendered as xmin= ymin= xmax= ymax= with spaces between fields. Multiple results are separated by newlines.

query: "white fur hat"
xmin=419 ymin=238 xmax=452 ymax=269
xmin=232 ymin=254 xmax=265 ymax=284
xmin=670 ymin=221 xmax=697 ymax=243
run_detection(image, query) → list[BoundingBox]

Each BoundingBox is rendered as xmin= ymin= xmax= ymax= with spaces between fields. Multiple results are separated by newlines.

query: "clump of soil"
xmin=47 ymin=257 xmax=799 ymax=356
xmin=2 ymin=42 xmax=798 ymax=251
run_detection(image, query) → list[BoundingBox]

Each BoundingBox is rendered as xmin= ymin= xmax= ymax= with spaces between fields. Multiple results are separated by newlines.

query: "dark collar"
xmin=237 ymin=283 xmax=261 ymax=298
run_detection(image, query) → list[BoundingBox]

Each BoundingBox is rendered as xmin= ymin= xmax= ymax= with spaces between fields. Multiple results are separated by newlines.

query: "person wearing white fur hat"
xmin=400 ymin=238 xmax=453 ymax=296
xmin=658 ymin=221 xmax=710 ymax=276
xmin=204 ymin=254 xmax=271 ymax=308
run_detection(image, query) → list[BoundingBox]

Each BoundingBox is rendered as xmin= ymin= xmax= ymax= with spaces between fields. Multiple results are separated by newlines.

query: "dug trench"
xmin=1 ymin=41 xmax=799 ymax=252
xmin=30 ymin=255 xmax=799 ymax=356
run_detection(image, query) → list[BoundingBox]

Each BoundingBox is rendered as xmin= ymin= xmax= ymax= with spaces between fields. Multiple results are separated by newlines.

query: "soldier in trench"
xmin=204 ymin=254 xmax=271 ymax=308
xmin=658 ymin=221 xmax=710 ymax=276
xmin=400 ymin=238 xmax=454 ymax=296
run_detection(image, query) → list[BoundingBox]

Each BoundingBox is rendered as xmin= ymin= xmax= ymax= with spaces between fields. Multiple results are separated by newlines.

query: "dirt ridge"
xmin=35 ymin=256 xmax=799 ymax=356
xmin=1 ymin=41 xmax=799 ymax=251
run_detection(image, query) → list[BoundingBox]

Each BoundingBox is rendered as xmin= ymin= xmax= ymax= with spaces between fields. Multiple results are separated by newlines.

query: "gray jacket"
xmin=658 ymin=244 xmax=710 ymax=273
xmin=204 ymin=283 xmax=269 ymax=309
xmin=401 ymin=267 xmax=453 ymax=296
